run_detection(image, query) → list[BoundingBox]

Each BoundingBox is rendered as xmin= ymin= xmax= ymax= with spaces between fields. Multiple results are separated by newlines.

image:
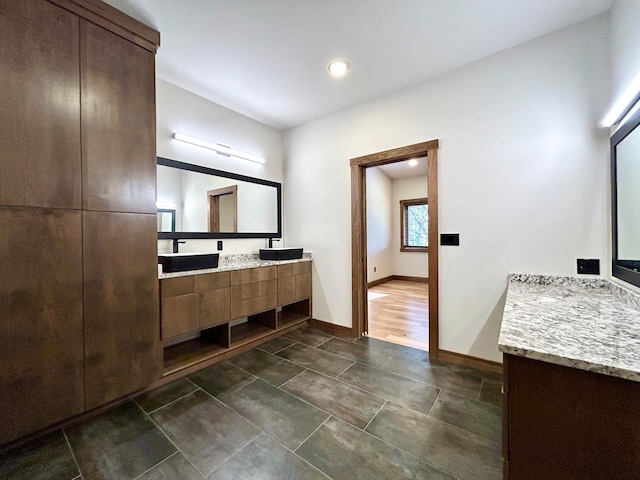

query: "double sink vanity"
xmin=157 ymin=250 xmax=312 ymax=378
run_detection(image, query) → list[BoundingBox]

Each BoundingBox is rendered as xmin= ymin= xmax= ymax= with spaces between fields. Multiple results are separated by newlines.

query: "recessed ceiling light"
xmin=408 ymin=159 xmax=418 ymax=167
xmin=328 ymin=60 xmax=350 ymax=77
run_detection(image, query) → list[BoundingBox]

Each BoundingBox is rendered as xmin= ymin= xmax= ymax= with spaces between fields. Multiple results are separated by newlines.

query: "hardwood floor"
xmin=367 ymin=279 xmax=429 ymax=351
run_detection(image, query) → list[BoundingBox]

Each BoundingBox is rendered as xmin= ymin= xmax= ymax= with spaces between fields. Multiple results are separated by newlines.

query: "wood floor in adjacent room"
xmin=367 ymin=279 xmax=429 ymax=351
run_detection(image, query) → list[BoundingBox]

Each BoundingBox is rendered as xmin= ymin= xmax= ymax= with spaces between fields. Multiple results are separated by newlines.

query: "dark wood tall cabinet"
xmin=0 ymin=0 xmax=160 ymax=446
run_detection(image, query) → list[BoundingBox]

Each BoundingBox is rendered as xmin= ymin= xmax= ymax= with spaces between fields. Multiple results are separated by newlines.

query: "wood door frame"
xmin=207 ymin=185 xmax=238 ymax=232
xmin=350 ymin=139 xmax=439 ymax=355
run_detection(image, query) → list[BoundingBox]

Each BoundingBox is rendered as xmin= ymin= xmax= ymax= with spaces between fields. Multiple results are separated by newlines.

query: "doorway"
xmin=350 ymin=140 xmax=439 ymax=356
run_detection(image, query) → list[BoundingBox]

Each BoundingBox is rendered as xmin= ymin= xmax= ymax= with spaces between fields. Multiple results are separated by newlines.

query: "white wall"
xmin=392 ymin=176 xmax=429 ymax=278
xmin=283 ymin=16 xmax=610 ymax=362
xmin=366 ymin=168 xmax=393 ymax=282
xmin=611 ymin=0 xmax=640 ymax=104
xmin=156 ymin=79 xmax=283 ymax=254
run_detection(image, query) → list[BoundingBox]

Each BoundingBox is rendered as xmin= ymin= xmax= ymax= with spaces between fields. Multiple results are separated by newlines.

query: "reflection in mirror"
xmin=157 ymin=209 xmax=176 ymax=232
xmin=612 ymin=105 xmax=640 ymax=288
xmin=156 ymin=158 xmax=281 ymax=238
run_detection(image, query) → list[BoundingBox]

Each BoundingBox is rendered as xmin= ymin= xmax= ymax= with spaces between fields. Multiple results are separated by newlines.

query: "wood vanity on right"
xmin=499 ymin=274 xmax=640 ymax=479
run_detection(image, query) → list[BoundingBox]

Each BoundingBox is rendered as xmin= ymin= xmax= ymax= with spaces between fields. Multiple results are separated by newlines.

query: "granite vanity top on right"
xmin=498 ymin=274 xmax=640 ymax=382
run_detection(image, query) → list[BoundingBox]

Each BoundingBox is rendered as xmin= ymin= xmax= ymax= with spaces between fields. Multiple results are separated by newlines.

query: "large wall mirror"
xmin=612 ymin=106 xmax=640 ymax=288
xmin=157 ymin=157 xmax=281 ymax=240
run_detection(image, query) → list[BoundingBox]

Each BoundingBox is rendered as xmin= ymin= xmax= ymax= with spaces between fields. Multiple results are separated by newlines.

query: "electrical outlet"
xmin=577 ymin=258 xmax=599 ymax=275
xmin=373 ymin=267 xmax=376 ymax=272
xmin=217 ymin=240 xmax=223 ymax=251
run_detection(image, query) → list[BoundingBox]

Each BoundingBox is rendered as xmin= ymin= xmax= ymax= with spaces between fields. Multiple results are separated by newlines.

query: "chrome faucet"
xmin=172 ymin=239 xmax=186 ymax=253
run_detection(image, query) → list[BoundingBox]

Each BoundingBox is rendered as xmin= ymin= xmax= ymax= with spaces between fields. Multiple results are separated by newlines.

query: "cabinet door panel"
xmin=296 ymin=272 xmax=312 ymax=301
xmin=84 ymin=212 xmax=160 ymax=409
xmin=277 ymin=276 xmax=297 ymax=306
xmin=0 ymin=0 xmax=81 ymax=209
xmin=0 ymin=207 xmax=84 ymax=445
xmin=81 ymin=20 xmax=156 ymax=213
xmin=161 ymin=294 xmax=199 ymax=339
xmin=200 ymin=288 xmax=231 ymax=329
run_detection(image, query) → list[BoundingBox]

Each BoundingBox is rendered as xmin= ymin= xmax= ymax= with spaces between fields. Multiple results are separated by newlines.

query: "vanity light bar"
xmin=173 ymin=133 xmax=265 ymax=164
xmin=602 ymin=71 xmax=640 ymax=127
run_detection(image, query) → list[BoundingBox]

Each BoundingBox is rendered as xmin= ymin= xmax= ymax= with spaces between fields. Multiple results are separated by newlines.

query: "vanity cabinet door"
xmin=277 ymin=262 xmax=312 ymax=305
xmin=278 ymin=276 xmax=297 ymax=306
xmin=199 ymin=288 xmax=231 ymax=328
xmin=0 ymin=0 xmax=81 ymax=209
xmin=161 ymin=294 xmax=199 ymax=339
xmin=80 ymin=20 xmax=156 ymax=214
xmin=83 ymin=212 xmax=160 ymax=409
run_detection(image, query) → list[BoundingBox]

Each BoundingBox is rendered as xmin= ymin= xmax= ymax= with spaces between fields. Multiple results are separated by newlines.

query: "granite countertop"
xmin=498 ymin=274 xmax=640 ymax=382
xmin=158 ymin=252 xmax=313 ymax=279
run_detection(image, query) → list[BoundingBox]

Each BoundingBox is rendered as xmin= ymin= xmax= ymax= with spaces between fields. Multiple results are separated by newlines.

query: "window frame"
xmin=400 ymin=197 xmax=428 ymax=252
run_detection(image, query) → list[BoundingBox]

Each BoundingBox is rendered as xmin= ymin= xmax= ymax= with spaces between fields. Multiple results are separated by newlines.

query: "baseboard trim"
xmin=367 ymin=276 xmax=394 ymax=288
xmin=435 ymin=349 xmax=503 ymax=375
xmin=367 ymin=275 xmax=428 ymax=288
xmin=393 ymin=275 xmax=428 ymax=283
xmin=309 ymin=318 xmax=354 ymax=338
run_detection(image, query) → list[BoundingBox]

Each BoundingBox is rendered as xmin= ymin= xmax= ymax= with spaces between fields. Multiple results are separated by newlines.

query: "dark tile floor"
xmin=0 ymin=327 xmax=503 ymax=480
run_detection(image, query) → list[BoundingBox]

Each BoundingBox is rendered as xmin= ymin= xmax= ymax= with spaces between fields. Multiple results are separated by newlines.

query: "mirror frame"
xmin=611 ymin=105 xmax=640 ymax=288
xmin=157 ymin=157 xmax=282 ymax=240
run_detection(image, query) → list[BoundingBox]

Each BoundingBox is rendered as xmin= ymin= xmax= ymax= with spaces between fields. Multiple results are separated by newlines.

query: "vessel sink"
xmin=259 ymin=247 xmax=303 ymax=261
xmin=158 ymin=252 xmax=219 ymax=273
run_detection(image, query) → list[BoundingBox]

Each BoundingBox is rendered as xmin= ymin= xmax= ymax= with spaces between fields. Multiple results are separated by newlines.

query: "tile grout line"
xmin=329 ymin=414 xmax=456 ymax=480
xmin=278 ymin=368 xmax=310 ymax=389
xmin=131 ymin=451 xmax=180 ymax=480
xmin=141 ymin=386 xmax=202 ymax=415
xmin=62 ymin=429 xmax=84 ymax=480
xmin=426 ymin=389 xmax=442 ymax=418
xmin=334 ymin=361 xmax=357 ymax=378
xmin=206 ymin=431 xmax=264 ymax=478
xmin=250 ymin=432 xmax=333 ymax=480
xmin=293 ymin=416 xmax=331 ymax=453
xmin=362 ymin=400 xmax=388 ymax=432
xmin=133 ymin=399 xmax=208 ymax=479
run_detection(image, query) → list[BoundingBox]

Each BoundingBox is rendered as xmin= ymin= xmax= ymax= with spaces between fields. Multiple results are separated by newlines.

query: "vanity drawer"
xmin=194 ymin=271 xmax=230 ymax=292
xmin=230 ymin=266 xmax=277 ymax=285
xmin=161 ymin=276 xmax=195 ymax=298
xmin=231 ymin=279 xmax=277 ymax=302
xmin=161 ymin=293 xmax=199 ymax=339
xmin=278 ymin=262 xmax=311 ymax=278
xmin=199 ymin=288 xmax=231 ymax=328
xmin=231 ymin=294 xmax=277 ymax=319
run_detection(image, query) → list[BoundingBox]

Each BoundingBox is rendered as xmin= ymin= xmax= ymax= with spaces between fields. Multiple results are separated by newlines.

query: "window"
xmin=400 ymin=198 xmax=428 ymax=252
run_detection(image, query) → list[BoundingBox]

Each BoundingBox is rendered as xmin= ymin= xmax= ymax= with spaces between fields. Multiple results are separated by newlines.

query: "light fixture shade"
xmin=328 ymin=60 xmax=350 ymax=76
xmin=602 ymin=71 xmax=640 ymax=127
xmin=173 ymin=133 xmax=265 ymax=164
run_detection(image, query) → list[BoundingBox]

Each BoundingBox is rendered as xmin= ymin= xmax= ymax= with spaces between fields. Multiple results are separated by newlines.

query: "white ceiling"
xmin=378 ymin=157 xmax=428 ymax=180
xmin=103 ymin=0 xmax=613 ymax=130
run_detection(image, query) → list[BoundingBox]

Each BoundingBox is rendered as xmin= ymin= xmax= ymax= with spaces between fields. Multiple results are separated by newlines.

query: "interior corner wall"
xmin=366 ymin=168 xmax=393 ymax=282
xmin=392 ymin=176 xmax=429 ymax=278
xmin=282 ymin=15 xmax=610 ymax=362
xmin=155 ymin=79 xmax=284 ymax=254
xmin=610 ymin=0 xmax=640 ymax=105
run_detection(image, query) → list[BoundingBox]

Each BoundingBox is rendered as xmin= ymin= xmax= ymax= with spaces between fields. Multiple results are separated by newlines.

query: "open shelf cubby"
xmin=163 ymin=323 xmax=229 ymax=376
xmin=230 ymin=310 xmax=277 ymax=348
xmin=277 ymin=299 xmax=310 ymax=330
